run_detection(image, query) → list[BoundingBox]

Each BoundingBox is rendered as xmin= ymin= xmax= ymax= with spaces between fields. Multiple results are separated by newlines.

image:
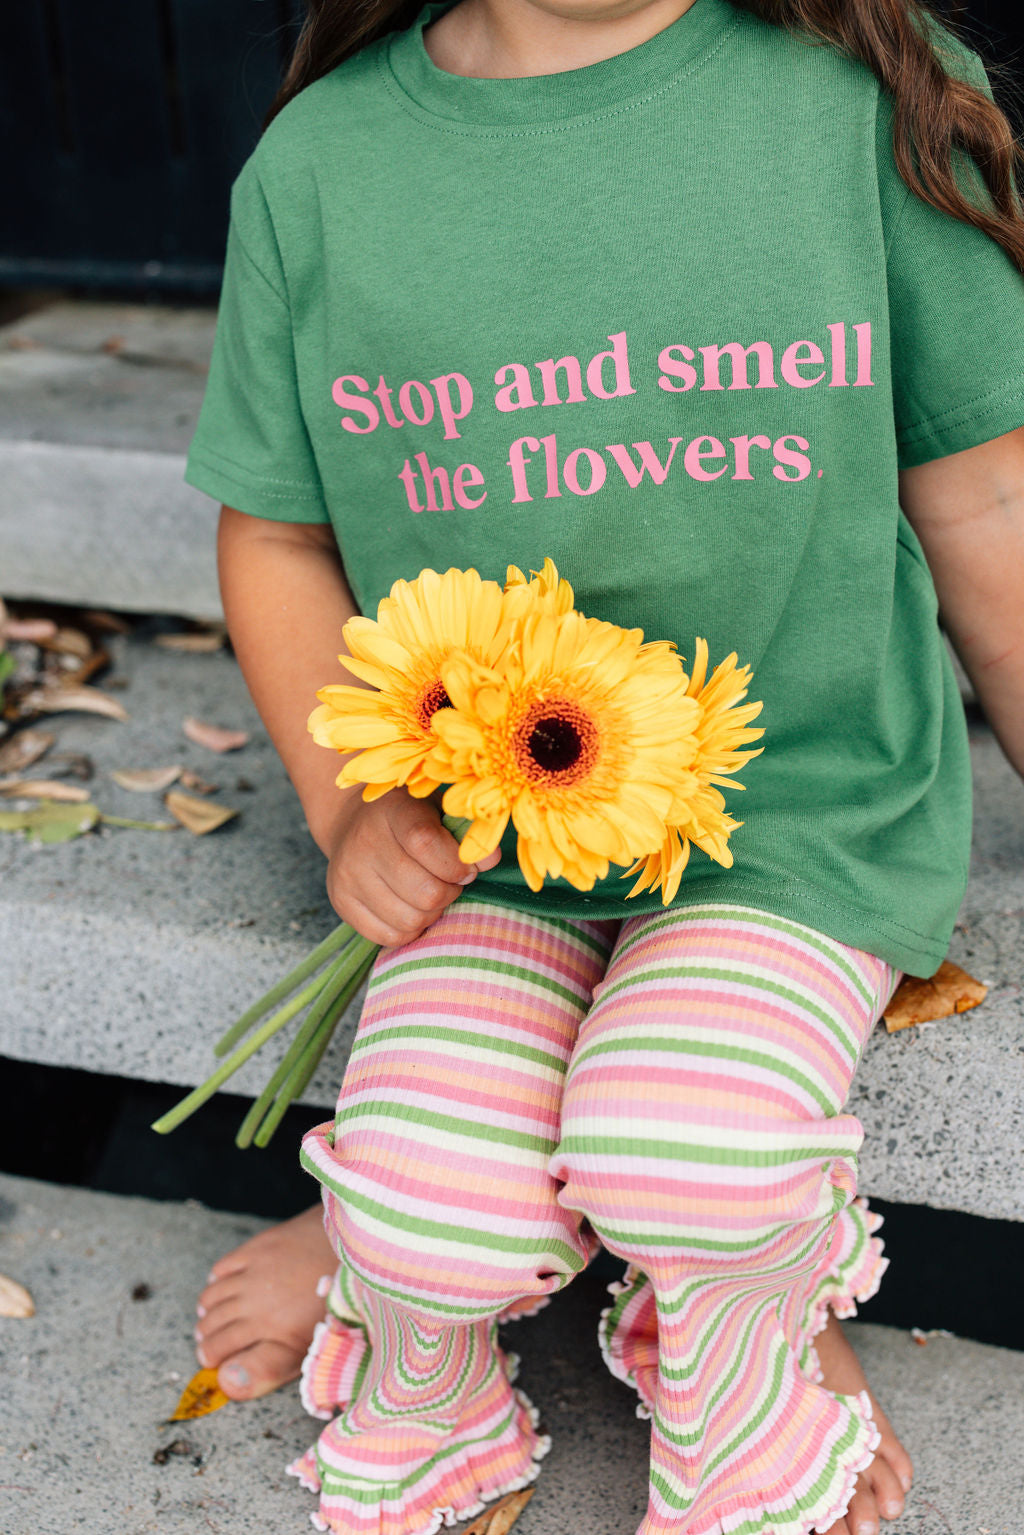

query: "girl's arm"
xmin=898 ymin=424 xmax=1024 ymax=778
xmin=217 ymin=505 xmax=494 ymax=946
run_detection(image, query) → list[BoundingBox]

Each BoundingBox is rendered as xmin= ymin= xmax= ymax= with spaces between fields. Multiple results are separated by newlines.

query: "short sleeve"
xmin=878 ymin=39 xmax=1024 ymax=470
xmin=185 ymin=158 xmax=330 ymax=522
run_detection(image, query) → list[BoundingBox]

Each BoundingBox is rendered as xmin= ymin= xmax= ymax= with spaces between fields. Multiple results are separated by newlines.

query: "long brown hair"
xmin=265 ymin=0 xmax=1024 ymax=274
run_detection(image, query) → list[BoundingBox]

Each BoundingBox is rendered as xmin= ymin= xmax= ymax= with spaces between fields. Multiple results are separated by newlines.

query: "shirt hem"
xmin=185 ymin=450 xmax=330 ymax=524
xmin=896 ymin=375 xmax=1024 ymax=467
xmin=460 ymin=873 xmax=956 ymax=977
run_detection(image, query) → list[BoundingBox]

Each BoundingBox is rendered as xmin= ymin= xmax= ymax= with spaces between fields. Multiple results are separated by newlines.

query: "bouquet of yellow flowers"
xmin=153 ymin=560 xmax=762 ymax=1145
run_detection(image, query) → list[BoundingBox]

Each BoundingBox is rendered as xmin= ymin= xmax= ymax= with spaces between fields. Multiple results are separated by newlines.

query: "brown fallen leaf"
xmin=164 ymin=789 xmax=238 ymax=835
xmin=180 ymin=768 xmax=218 ymax=795
xmin=167 ymin=1368 xmax=230 ymax=1422
xmin=102 ymin=334 xmax=126 ymax=354
xmin=42 ymin=626 xmax=93 ymax=660
xmin=883 ymin=959 xmax=988 ymax=1033
xmin=24 ymin=685 xmax=128 ymax=722
xmin=0 ymin=1273 xmax=35 ymax=1318
xmin=156 ymin=631 xmax=226 ymax=654
xmin=0 ymin=729 xmax=54 ymax=775
xmin=182 ymin=716 xmax=249 ymax=753
xmin=462 ymin=1490 xmax=534 ymax=1535
xmin=111 ymin=765 xmax=183 ymax=794
xmin=0 ymin=779 xmax=91 ymax=803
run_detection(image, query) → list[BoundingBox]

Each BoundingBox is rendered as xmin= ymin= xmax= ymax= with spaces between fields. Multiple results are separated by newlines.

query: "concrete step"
xmin=0 ymin=300 xmax=221 ymax=619
xmin=0 ymin=1171 xmax=1019 ymax=1535
xmin=1 ymin=634 xmax=1022 ymax=1223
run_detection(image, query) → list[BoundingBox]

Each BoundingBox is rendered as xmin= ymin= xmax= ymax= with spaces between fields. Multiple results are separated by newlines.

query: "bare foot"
xmin=814 ymin=1311 xmax=914 ymax=1535
xmin=194 ymin=1204 xmax=336 ymax=1401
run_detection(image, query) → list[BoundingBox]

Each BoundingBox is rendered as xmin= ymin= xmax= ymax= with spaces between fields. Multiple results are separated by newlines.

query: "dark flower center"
xmin=528 ymin=715 xmax=584 ymax=773
xmin=516 ymin=698 xmax=599 ymax=786
xmin=418 ymin=679 xmax=452 ymax=729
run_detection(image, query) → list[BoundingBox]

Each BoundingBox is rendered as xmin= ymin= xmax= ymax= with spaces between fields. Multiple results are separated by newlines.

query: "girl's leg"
xmin=294 ymin=898 xmax=616 ymax=1535
xmin=551 ymin=903 xmax=898 ymax=1535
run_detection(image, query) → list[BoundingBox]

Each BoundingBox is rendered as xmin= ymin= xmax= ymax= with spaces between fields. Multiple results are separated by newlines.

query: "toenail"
xmin=193 ymin=1326 xmax=203 ymax=1342
xmin=899 ymin=1473 xmax=912 ymax=1493
xmin=857 ymin=1523 xmax=877 ymax=1535
xmin=882 ymin=1502 xmax=902 ymax=1518
xmin=207 ymin=1270 xmax=218 ymax=1284
xmin=196 ymin=1303 xmax=206 ymax=1318
xmin=220 ymin=1364 xmax=249 ymax=1388
xmin=196 ymin=1346 xmax=209 ymax=1366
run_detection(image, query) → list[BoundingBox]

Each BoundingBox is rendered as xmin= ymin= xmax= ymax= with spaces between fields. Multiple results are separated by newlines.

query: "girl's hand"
xmin=323 ymin=789 xmax=500 ymax=948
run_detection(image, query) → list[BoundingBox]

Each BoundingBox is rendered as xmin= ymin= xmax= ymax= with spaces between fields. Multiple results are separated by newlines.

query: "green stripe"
xmin=317 ymin=1393 xmax=527 ymax=1501
xmin=333 ymin=1097 xmax=555 ymax=1154
xmin=595 ymin=963 xmax=860 ymax=1063
xmin=568 ymin=1032 xmax=835 ymax=1116
xmin=556 ymin=1132 xmax=854 ymax=1166
xmin=350 ymin=1022 xmax=568 ymax=1076
xmin=370 ymin=951 xmax=585 ymax=1008
xmin=301 ymin=1146 xmax=581 ymax=1264
xmin=615 ymin=903 xmax=874 ymax=1008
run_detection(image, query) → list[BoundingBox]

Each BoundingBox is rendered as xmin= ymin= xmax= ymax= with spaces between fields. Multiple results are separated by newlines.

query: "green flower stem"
xmin=150 ymin=963 xmax=340 ymax=1136
xmin=213 ymin=921 xmax=354 ymax=1057
xmin=282 ymin=945 xmax=376 ymax=1106
xmin=253 ymin=942 xmax=374 ymax=1146
xmin=233 ymin=936 xmax=374 ymax=1149
xmin=232 ymin=951 xmax=354 ymax=1148
xmin=253 ymin=988 xmax=351 ymax=1149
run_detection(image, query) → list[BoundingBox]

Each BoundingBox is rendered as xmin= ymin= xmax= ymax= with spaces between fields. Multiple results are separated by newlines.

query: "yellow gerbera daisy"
xmin=427 ymin=608 xmax=701 ymax=891
xmin=307 ymin=566 xmax=509 ymax=801
xmin=503 ymin=556 xmax=576 ymax=619
xmin=623 ymin=639 xmax=764 ymax=903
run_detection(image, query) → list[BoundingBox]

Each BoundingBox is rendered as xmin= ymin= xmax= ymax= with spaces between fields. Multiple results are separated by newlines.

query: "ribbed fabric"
xmin=296 ymin=899 xmax=896 ymax=1535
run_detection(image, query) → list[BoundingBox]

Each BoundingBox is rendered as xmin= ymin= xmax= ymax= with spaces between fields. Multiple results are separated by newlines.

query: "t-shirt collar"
xmin=385 ymin=0 xmax=738 ymax=126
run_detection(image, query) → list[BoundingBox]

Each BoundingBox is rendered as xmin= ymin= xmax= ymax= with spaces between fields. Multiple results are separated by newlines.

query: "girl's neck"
xmin=423 ymin=0 xmax=702 ymax=80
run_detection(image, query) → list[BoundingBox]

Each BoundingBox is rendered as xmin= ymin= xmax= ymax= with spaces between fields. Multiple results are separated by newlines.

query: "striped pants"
xmin=293 ymin=900 xmax=896 ymax=1535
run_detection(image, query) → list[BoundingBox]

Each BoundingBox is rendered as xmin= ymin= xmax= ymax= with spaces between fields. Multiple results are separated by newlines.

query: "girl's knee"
xmin=302 ymin=1118 xmax=588 ymax=1319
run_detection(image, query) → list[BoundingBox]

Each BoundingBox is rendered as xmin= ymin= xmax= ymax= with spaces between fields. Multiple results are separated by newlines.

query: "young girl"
xmin=183 ymin=0 xmax=1024 ymax=1530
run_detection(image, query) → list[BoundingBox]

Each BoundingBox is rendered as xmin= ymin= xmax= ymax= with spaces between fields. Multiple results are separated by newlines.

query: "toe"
xmin=843 ymin=1483 xmax=880 ymax=1535
xmin=195 ymin=1315 xmax=266 ymax=1371
xmin=216 ymin=1339 xmax=307 ymax=1400
xmin=870 ymin=1450 xmax=909 ymax=1520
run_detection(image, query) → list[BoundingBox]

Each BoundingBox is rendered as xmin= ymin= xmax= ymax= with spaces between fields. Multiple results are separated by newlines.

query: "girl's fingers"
xmin=387 ymin=795 xmax=481 ymax=885
xmin=342 ymin=883 xmax=442 ymax=951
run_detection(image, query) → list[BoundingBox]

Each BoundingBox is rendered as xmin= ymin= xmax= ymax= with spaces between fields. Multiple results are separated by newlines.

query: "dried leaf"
xmin=462 ymin=1490 xmax=534 ymax=1535
xmin=111 ymin=765 xmax=183 ymax=794
xmin=0 ymin=729 xmax=54 ymax=774
xmin=102 ymin=334 xmax=126 ymax=354
xmin=0 ymin=801 xmax=100 ymax=843
xmin=80 ymin=609 xmax=133 ymax=635
xmin=3 ymin=617 xmax=58 ymax=643
xmin=0 ymin=779 xmax=91 ymax=803
xmin=155 ymin=631 xmax=225 ymax=654
xmin=883 ymin=959 xmax=988 ymax=1033
xmin=0 ymin=1273 xmax=35 ymax=1318
xmin=179 ymin=768 xmax=218 ymax=795
xmin=42 ymin=627 xmax=93 ymax=660
xmin=25 ymin=685 xmax=128 ymax=722
xmin=164 ymin=789 xmax=238 ymax=835
xmin=167 ymin=1369 xmax=230 ymax=1422
xmin=182 ymin=716 xmax=249 ymax=753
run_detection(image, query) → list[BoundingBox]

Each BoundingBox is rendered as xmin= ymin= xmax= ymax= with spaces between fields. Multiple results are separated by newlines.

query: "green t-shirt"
xmin=185 ymin=0 xmax=1024 ymax=975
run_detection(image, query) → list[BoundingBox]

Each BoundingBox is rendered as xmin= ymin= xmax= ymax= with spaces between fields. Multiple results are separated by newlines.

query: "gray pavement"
xmin=0 ymin=1172 xmax=1019 ymax=1535
xmin=2 ymin=633 xmax=1023 ymax=1221
xmin=0 ymin=301 xmax=221 ymax=618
